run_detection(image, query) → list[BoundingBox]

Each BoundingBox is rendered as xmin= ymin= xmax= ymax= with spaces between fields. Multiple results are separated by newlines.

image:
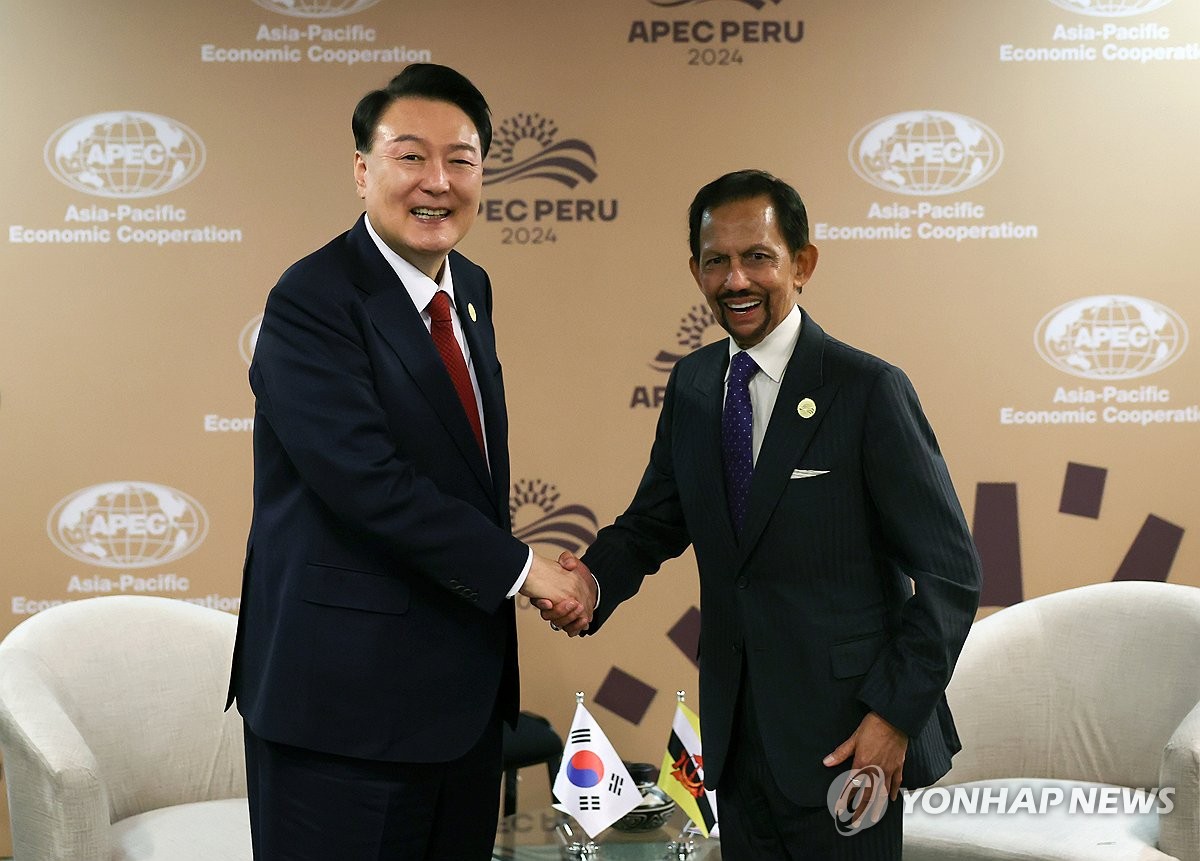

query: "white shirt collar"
xmin=727 ymin=304 xmax=803 ymax=383
xmin=364 ymin=213 xmax=457 ymax=314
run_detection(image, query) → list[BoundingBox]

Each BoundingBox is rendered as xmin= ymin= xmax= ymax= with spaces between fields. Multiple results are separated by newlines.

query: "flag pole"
xmin=669 ymin=689 xmax=699 ymax=854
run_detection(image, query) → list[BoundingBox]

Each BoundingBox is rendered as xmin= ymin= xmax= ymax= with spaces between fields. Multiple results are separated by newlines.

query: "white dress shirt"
xmin=724 ymin=304 xmax=804 ymax=466
xmin=363 ymin=215 xmax=534 ymax=597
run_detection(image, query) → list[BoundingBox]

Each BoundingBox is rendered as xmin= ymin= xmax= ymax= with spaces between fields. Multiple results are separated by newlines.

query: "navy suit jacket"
xmin=582 ymin=311 xmax=982 ymax=806
xmin=229 ymin=215 xmax=529 ymax=763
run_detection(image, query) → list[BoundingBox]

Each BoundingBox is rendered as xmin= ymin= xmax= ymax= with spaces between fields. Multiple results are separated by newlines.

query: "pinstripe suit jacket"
xmin=582 ymin=309 xmax=982 ymax=806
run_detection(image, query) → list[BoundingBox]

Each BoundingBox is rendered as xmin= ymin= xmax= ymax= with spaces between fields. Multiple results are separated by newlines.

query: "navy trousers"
xmin=243 ymin=719 xmax=503 ymax=861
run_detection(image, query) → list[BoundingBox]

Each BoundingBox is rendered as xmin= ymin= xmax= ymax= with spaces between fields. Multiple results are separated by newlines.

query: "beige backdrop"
xmin=2 ymin=0 xmax=1198 ymax=850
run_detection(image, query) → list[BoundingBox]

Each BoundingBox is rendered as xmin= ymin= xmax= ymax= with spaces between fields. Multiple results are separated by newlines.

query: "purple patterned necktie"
xmin=722 ymin=351 xmax=759 ymax=535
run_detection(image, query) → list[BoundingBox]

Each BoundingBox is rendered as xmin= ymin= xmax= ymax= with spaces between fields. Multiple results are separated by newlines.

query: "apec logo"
xmin=45 ymin=112 xmax=205 ymax=199
xmin=240 ymin=314 xmax=263 ymax=366
xmin=48 ymin=482 xmax=209 ymax=569
xmin=849 ymin=111 xmax=1003 ymax=197
xmin=1047 ymin=0 xmax=1173 ymax=17
xmin=251 ymin=0 xmax=382 ymax=17
xmin=1035 ymin=295 xmax=1188 ymax=380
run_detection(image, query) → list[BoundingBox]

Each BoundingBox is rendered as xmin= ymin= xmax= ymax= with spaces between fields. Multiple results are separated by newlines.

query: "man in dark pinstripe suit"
xmin=546 ymin=170 xmax=982 ymax=858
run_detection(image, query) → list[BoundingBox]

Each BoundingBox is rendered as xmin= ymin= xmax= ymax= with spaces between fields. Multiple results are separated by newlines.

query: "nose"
xmin=725 ymin=261 xmax=751 ymax=290
xmin=420 ymin=159 xmax=450 ymax=194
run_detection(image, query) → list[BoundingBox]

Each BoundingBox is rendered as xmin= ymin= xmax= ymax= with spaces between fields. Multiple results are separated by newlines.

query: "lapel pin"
xmin=467 ymin=303 xmax=477 ymax=323
xmin=797 ymin=397 xmax=816 ymax=419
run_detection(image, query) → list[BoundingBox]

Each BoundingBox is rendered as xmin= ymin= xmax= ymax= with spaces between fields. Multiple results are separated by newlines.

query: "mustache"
xmin=717 ymin=289 xmax=760 ymax=302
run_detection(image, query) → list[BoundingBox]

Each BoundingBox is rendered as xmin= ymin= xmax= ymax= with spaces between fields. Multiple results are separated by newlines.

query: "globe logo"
xmin=47 ymin=482 xmax=209 ymax=569
xmin=251 ymin=0 xmax=382 ymax=17
xmin=1035 ymin=295 xmax=1188 ymax=380
xmin=239 ymin=314 xmax=263 ymax=366
xmin=1047 ymin=0 xmax=1173 ymax=17
xmin=44 ymin=112 xmax=205 ymax=199
xmin=849 ymin=111 xmax=1003 ymax=197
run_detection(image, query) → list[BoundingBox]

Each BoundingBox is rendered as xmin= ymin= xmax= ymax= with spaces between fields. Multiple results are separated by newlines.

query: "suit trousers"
xmin=718 ymin=676 xmax=903 ymax=861
xmin=243 ymin=718 xmax=503 ymax=861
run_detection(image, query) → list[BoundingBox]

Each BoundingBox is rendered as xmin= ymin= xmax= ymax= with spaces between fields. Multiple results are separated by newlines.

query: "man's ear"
xmin=689 ymin=256 xmax=701 ymax=288
xmin=794 ymin=244 xmax=819 ymax=293
xmin=353 ymin=151 xmax=368 ymax=199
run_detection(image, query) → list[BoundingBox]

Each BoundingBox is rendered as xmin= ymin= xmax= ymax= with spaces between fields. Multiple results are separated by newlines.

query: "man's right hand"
xmin=519 ymin=553 xmax=596 ymax=636
xmin=531 ymin=551 xmax=597 ymax=637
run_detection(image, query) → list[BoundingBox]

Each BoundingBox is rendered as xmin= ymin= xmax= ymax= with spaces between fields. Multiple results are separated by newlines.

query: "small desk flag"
xmin=552 ymin=701 xmax=642 ymax=838
xmin=659 ymin=698 xmax=718 ymax=837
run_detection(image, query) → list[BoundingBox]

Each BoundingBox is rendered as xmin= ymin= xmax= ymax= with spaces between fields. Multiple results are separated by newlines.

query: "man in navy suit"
xmin=229 ymin=64 xmax=595 ymax=861
xmin=547 ymin=170 xmax=981 ymax=858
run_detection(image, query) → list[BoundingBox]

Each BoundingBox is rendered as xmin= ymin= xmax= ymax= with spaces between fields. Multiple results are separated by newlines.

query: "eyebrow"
xmin=383 ymin=134 xmax=478 ymax=155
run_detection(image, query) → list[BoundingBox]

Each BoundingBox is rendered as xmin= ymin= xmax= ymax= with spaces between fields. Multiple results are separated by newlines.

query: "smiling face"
xmin=354 ymin=96 xmax=483 ymax=279
xmin=690 ymin=195 xmax=818 ymax=349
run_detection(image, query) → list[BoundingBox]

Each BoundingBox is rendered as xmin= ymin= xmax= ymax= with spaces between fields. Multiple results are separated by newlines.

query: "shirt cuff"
xmin=507 ymin=548 xmax=534 ymax=598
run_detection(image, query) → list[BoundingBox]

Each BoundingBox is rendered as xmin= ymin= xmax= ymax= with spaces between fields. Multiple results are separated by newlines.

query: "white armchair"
xmin=0 ymin=595 xmax=251 ymax=860
xmin=905 ymin=581 xmax=1200 ymax=861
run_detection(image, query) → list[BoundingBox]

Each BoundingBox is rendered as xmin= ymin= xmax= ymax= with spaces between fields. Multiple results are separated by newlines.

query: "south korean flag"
xmin=552 ymin=702 xmax=643 ymax=838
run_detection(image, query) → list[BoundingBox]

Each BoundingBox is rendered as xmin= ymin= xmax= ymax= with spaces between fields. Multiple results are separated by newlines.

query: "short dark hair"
xmin=352 ymin=63 xmax=492 ymax=157
xmin=687 ymin=169 xmax=809 ymax=259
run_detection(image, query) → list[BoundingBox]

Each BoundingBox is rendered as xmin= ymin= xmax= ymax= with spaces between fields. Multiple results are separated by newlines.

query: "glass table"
xmin=494 ymin=807 xmax=721 ymax=860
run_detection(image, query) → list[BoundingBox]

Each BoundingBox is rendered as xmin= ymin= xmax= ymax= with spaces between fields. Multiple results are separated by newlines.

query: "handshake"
xmin=518 ymin=551 xmax=596 ymax=637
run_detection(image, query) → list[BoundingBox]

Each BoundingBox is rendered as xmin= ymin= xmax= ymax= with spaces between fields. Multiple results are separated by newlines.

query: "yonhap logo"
xmin=45 ymin=112 xmax=205 ymax=199
xmin=849 ymin=111 xmax=1002 ymax=196
xmin=251 ymin=0 xmax=383 ymax=17
xmin=48 ymin=482 xmax=209 ymax=568
xmin=1035 ymin=295 xmax=1188 ymax=380
xmin=1047 ymin=0 xmax=1173 ymax=17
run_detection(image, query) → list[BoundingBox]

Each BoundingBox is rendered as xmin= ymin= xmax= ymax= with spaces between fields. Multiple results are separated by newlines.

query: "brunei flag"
xmin=659 ymin=700 xmax=718 ymax=837
xmin=552 ymin=702 xmax=642 ymax=838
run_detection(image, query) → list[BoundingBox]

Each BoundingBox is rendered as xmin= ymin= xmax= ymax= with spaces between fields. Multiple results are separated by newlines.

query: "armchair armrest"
xmin=0 ymin=652 xmax=111 ymax=861
xmin=1159 ymin=698 xmax=1200 ymax=861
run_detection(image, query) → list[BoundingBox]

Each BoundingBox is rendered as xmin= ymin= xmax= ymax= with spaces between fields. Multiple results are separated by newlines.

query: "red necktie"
xmin=427 ymin=291 xmax=486 ymax=455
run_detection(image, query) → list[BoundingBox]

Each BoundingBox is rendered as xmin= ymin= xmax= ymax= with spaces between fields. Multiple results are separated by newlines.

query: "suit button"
xmin=736 ymin=576 xmax=748 ymax=589
xmin=731 ymin=643 xmax=742 ymax=654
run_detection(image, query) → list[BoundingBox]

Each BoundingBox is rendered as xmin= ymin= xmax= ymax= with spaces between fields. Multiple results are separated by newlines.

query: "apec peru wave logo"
xmin=651 ymin=304 xmax=721 ymax=373
xmin=510 ymin=479 xmax=598 ymax=556
xmin=48 ymin=482 xmax=210 ymax=569
xmin=239 ymin=314 xmax=263 ymax=366
xmin=484 ymin=113 xmax=597 ymax=189
xmin=1035 ymin=295 xmax=1188 ymax=380
xmin=45 ymin=112 xmax=205 ymax=199
xmin=849 ymin=111 xmax=1002 ymax=197
xmin=251 ymin=0 xmax=382 ymax=17
xmin=1047 ymin=0 xmax=1173 ymax=17
xmin=648 ymin=0 xmax=780 ymax=6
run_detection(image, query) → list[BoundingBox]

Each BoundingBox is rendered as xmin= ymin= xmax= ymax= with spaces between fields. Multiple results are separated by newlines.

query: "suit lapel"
xmin=688 ymin=344 xmax=739 ymax=550
xmin=348 ymin=220 xmax=495 ymax=504
xmin=452 ymin=262 xmax=512 ymax=526
xmin=737 ymin=312 xmax=839 ymax=564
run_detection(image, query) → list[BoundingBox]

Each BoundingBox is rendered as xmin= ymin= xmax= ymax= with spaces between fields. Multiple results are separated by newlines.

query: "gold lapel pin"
xmin=797 ymin=398 xmax=816 ymax=419
xmin=467 ymin=303 xmax=477 ymax=323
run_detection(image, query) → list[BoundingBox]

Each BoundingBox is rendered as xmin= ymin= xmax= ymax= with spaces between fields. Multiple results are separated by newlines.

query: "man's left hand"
xmin=823 ymin=711 xmax=909 ymax=800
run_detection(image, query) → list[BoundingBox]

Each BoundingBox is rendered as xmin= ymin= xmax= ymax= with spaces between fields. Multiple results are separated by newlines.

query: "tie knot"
xmin=729 ymin=351 xmax=759 ymax=387
xmin=427 ymin=290 xmax=452 ymax=323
